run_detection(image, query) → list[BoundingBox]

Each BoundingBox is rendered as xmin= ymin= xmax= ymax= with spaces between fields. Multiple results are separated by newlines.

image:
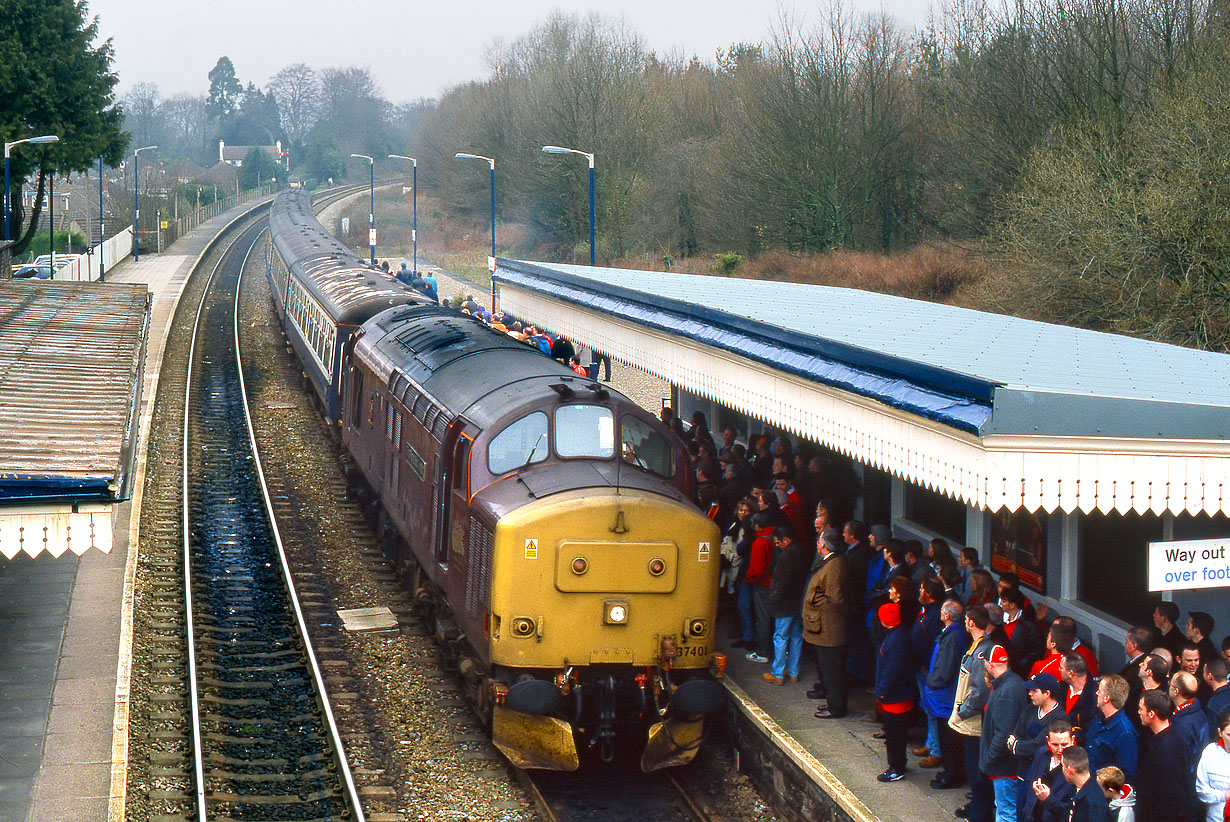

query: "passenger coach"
xmin=266 ymin=190 xmax=428 ymax=423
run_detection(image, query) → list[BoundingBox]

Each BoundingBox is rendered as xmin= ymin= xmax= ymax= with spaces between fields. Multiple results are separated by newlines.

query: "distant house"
xmin=197 ymin=161 xmax=239 ymax=188
xmin=165 ymin=158 xmax=206 ymax=184
xmin=218 ymin=140 xmax=283 ymax=166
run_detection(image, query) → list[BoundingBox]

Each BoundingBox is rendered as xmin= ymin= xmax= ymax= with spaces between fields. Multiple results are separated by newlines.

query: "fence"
xmin=53 ymin=227 xmax=132 ymax=282
xmin=161 ymin=183 xmax=276 ymax=248
xmin=50 ymin=184 xmax=276 ymax=282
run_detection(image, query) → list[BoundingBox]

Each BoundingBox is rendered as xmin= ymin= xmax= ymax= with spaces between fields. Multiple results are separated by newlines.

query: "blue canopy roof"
xmin=493 ymin=260 xmax=1230 ymax=439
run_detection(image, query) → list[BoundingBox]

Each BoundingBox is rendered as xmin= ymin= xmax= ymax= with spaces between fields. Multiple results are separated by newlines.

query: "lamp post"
xmin=99 ymin=157 xmax=105 ymax=281
xmin=133 ymin=145 xmax=157 ymax=262
xmin=4 ymin=134 xmax=59 ymax=243
xmin=542 ymin=145 xmax=596 ymax=266
xmin=454 ymin=153 xmax=495 ymax=268
xmin=49 ymin=171 xmax=54 ymax=272
xmin=350 ymin=153 xmax=375 ymax=264
xmin=388 ymin=154 xmax=417 ymax=274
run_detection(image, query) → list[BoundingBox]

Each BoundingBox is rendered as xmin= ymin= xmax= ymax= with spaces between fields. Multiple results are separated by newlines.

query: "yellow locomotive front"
xmin=486 ymin=486 xmax=724 ymax=771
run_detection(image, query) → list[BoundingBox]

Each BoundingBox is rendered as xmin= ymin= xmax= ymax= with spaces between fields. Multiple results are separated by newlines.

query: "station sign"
xmin=369 ymin=229 xmax=377 ymax=246
xmin=1148 ymin=537 xmax=1230 ymax=591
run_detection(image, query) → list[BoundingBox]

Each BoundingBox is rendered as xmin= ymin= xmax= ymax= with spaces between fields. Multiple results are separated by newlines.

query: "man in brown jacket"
xmin=803 ymin=527 xmax=849 ymax=718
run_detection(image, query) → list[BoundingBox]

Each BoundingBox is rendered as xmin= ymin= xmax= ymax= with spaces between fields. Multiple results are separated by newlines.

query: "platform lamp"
xmin=99 ymin=156 xmax=105 ymax=281
xmin=133 ymin=145 xmax=157 ymax=262
xmin=388 ymin=155 xmax=417 ymax=275
xmin=541 ymin=145 xmax=595 ymax=266
xmin=4 ymin=134 xmax=59 ymax=243
xmin=350 ymin=153 xmax=375 ymax=264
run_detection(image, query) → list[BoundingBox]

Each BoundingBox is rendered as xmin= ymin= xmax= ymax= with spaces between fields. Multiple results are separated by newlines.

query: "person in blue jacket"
xmin=1085 ymin=674 xmax=1138 ymax=782
xmin=924 ymin=599 xmax=968 ymax=788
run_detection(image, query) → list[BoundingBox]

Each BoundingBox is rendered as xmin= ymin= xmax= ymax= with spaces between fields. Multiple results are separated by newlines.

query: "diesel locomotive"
xmin=264 ymin=190 xmax=725 ymax=772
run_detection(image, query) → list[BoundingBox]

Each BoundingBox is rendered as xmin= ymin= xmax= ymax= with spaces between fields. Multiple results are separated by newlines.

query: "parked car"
xmin=13 ymin=265 xmax=53 ymax=279
xmin=32 ymin=254 xmax=80 ymax=270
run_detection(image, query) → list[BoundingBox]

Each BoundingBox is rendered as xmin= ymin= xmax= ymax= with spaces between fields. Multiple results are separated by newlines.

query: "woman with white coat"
xmin=1195 ymin=711 xmax=1230 ymax=822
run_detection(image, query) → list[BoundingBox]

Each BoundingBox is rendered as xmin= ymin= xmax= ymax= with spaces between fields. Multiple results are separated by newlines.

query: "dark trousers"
xmin=937 ymin=719 xmax=965 ymax=782
xmin=590 ymin=350 xmax=612 ymax=380
xmin=808 ymin=642 xmax=848 ymax=715
xmin=963 ymin=735 xmax=992 ymax=822
xmin=846 ymin=620 xmax=873 ymax=681
xmin=751 ymin=586 xmax=772 ymax=657
xmin=882 ymin=709 xmax=911 ymax=772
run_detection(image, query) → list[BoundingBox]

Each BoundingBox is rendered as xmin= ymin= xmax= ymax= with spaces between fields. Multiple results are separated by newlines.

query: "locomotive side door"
xmin=436 ymin=419 xmax=474 ymax=569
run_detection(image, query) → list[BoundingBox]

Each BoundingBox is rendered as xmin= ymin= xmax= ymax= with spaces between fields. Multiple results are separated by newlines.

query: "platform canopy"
xmin=0 ymin=281 xmax=149 ymax=558
xmin=493 ymin=259 xmax=1230 ymax=518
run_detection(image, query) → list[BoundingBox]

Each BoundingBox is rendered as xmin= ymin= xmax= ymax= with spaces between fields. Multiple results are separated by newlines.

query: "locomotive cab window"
xmin=487 ymin=412 xmax=549 ymax=475
xmin=554 ymin=405 xmax=614 ymax=459
xmin=620 ymin=414 xmax=675 ymax=477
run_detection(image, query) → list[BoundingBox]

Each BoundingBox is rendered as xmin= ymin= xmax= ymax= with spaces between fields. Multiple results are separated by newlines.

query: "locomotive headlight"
xmin=511 ymin=616 xmax=536 ymax=637
xmin=571 ymin=556 xmax=588 ymax=575
xmin=648 ymin=558 xmax=666 ymax=576
xmin=604 ymin=600 xmax=629 ymax=625
xmin=687 ymin=618 xmax=708 ymax=638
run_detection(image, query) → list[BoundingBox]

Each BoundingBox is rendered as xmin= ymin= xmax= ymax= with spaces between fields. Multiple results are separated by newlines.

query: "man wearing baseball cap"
xmin=980 ymin=644 xmax=1027 ymax=822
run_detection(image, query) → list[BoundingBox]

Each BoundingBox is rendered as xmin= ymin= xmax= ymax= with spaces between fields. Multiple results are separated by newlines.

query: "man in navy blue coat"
xmin=1084 ymin=674 xmax=1138 ymax=782
xmin=1204 ymin=659 xmax=1230 ymax=740
xmin=980 ymin=645 xmax=1027 ymax=822
xmin=1169 ymin=672 xmax=1210 ymax=761
xmin=1019 ymin=720 xmax=1075 ymax=822
xmin=1055 ymin=747 xmax=1111 ymax=822
xmin=1136 ymin=689 xmax=1199 ymax=822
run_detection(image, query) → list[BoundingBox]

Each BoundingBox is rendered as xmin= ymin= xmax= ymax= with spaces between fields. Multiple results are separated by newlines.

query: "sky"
xmin=88 ymin=0 xmax=935 ymax=104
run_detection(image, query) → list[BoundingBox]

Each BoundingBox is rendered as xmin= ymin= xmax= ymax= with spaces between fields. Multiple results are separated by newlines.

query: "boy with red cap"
xmin=876 ymin=602 xmax=917 ymax=782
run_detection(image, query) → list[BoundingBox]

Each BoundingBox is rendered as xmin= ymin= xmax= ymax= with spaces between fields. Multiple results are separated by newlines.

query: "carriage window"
xmin=487 ymin=412 xmax=549 ymax=475
xmin=620 ymin=415 xmax=675 ymax=477
xmin=555 ymin=405 xmax=614 ymax=458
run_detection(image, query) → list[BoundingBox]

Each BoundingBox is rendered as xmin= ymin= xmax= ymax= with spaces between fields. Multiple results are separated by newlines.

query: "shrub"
xmin=712 ymin=252 xmax=743 ymax=275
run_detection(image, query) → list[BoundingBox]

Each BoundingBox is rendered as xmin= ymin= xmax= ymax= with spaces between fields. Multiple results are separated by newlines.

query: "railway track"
xmin=181 ymin=217 xmax=363 ymax=818
xmin=126 ymin=186 xmax=398 ymax=822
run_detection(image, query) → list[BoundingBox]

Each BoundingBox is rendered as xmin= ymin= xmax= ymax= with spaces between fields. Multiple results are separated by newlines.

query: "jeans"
xmin=770 ymin=616 xmax=803 ymax=678
xmin=736 ymin=581 xmax=756 ymax=643
xmin=916 ymin=672 xmax=940 ymax=755
xmin=991 ymin=777 xmax=1020 ymax=822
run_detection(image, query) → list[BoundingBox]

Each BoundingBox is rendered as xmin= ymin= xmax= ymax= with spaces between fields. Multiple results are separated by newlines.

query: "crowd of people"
xmin=430 ymin=289 xmax=616 ymax=379
xmin=680 ymin=421 xmax=1230 ymax=822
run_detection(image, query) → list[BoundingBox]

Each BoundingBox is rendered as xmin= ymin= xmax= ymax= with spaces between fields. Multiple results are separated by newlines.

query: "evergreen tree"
xmin=0 ymin=0 xmax=128 ymax=254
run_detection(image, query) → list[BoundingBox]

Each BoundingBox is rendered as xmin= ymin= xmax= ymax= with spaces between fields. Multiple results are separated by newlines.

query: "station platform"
xmin=714 ymin=619 xmax=965 ymax=822
xmin=0 ymin=198 xmax=268 ymax=822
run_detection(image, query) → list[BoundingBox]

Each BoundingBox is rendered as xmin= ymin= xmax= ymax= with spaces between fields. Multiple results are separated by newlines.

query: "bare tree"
xmin=268 ymin=63 xmax=320 ymax=145
xmin=123 ymin=82 xmax=162 ymax=150
xmin=161 ymin=94 xmax=208 ymax=162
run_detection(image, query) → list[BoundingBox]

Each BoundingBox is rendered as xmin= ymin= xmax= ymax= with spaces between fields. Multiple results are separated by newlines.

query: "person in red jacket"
xmin=743 ymin=512 xmax=778 ymax=664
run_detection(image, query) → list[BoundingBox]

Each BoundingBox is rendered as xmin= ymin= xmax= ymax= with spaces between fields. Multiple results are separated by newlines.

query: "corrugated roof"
xmin=494 ymin=260 xmax=1230 ymax=439
xmin=0 ymin=280 xmax=149 ymax=501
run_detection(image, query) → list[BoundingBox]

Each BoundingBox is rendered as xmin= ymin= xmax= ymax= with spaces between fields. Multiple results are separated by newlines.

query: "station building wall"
xmin=675 ymin=388 xmax=1230 ymax=670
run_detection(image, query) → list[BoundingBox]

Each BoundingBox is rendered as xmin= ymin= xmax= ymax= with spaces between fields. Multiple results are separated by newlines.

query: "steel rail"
xmin=233 ymin=226 xmax=368 ymax=820
xmin=177 ymin=184 xmax=374 ymax=820
xmin=181 ymin=224 xmax=241 ymax=822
